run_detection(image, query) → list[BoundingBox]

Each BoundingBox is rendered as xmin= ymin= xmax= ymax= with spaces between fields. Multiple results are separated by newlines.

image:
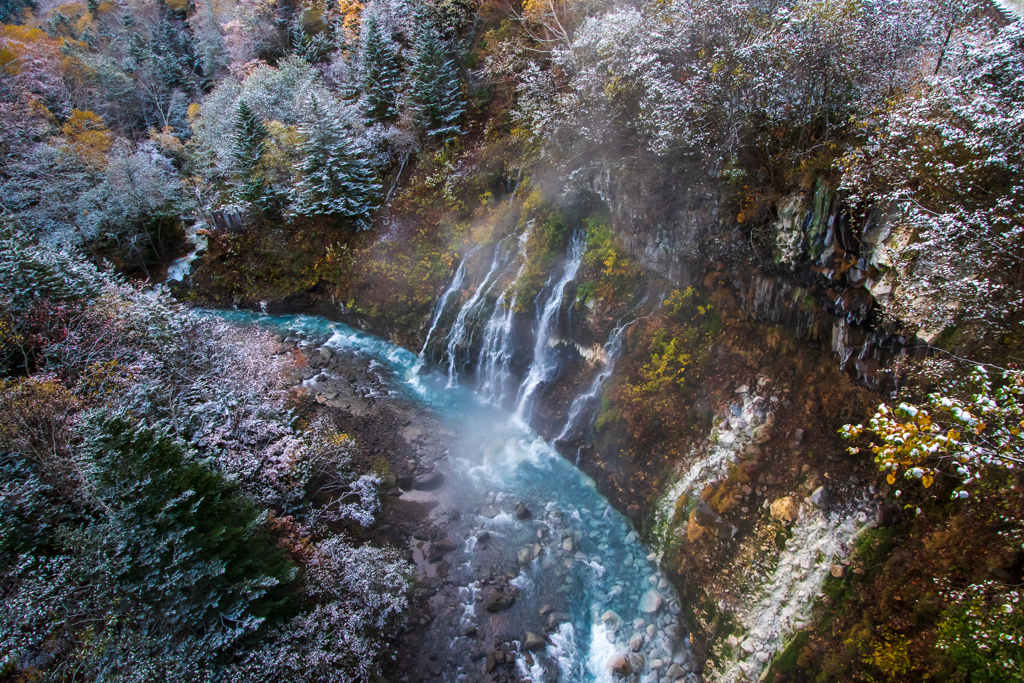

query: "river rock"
xmin=484 ymin=588 xmax=516 ymax=613
xmin=476 ymin=530 xmax=490 ymax=543
xmin=518 ymin=547 xmax=533 ymax=565
xmin=524 ymin=632 xmax=547 ymax=651
xmin=515 ymin=502 xmax=532 ymax=519
xmin=549 ymin=612 xmax=571 ymax=628
xmin=666 ymin=663 xmax=687 ymax=680
xmin=480 ymin=505 xmax=500 ymax=518
xmin=318 ymin=347 xmax=334 ymax=360
xmin=412 ymin=471 xmax=445 ymax=490
xmin=770 ymin=496 xmax=799 ymax=524
xmin=540 ymin=604 xmax=553 ymax=616
xmin=810 ymin=486 xmax=831 ymax=508
xmin=427 ymin=538 xmax=457 ymax=562
xmin=630 ymin=632 xmax=644 ymax=652
xmin=639 ymin=590 xmax=663 ymax=614
xmin=601 ymin=610 xmax=623 ymax=630
xmin=608 ymin=654 xmax=633 ymax=677
xmin=562 ymin=536 xmax=575 ymax=552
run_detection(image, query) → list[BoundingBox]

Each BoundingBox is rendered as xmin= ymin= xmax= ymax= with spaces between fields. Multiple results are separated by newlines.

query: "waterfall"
xmin=420 ymin=246 xmax=479 ymax=361
xmin=477 ymin=230 xmax=533 ymax=405
xmin=555 ymin=320 xmax=631 ymax=442
xmin=444 ymin=239 xmax=510 ymax=387
xmin=512 ymin=231 xmax=586 ymax=426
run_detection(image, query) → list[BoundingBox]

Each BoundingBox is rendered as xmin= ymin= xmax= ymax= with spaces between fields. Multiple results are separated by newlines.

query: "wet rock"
xmin=630 ymin=632 xmax=644 ymax=652
xmin=480 ymin=505 xmax=500 ymax=518
xmin=666 ymin=663 xmax=687 ymax=680
xmin=515 ymin=502 xmax=532 ymax=520
xmin=810 ymin=486 xmax=831 ymax=508
xmin=830 ymin=564 xmax=845 ymax=578
xmin=608 ymin=654 xmax=633 ymax=677
xmin=601 ymin=610 xmax=623 ymax=630
xmin=517 ymin=547 xmax=534 ymax=565
xmin=562 ymin=536 xmax=575 ymax=552
xmin=770 ymin=496 xmax=799 ymax=524
xmin=412 ymin=471 xmax=445 ymax=490
xmin=639 ymin=590 xmax=663 ymax=614
xmin=524 ymin=632 xmax=547 ymax=651
xmin=475 ymin=530 xmax=490 ymax=543
xmin=548 ymin=612 xmax=571 ymax=629
xmin=539 ymin=604 xmax=553 ymax=616
xmin=396 ymin=474 xmax=414 ymax=491
xmin=318 ymin=347 xmax=334 ymax=360
xmin=427 ymin=538 xmax=457 ymax=563
xmin=694 ymin=500 xmax=738 ymax=540
xmin=484 ymin=588 xmax=516 ymax=613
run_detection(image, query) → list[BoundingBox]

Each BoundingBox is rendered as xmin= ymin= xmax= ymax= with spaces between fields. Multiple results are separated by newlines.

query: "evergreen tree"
xmin=359 ymin=14 xmax=402 ymax=124
xmin=0 ymin=0 xmax=36 ymax=24
xmin=293 ymin=95 xmax=380 ymax=228
xmin=406 ymin=16 xmax=464 ymax=140
xmin=231 ymin=100 xmax=271 ymax=206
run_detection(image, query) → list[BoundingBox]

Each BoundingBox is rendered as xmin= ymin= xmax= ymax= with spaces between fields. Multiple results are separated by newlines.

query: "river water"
xmin=212 ymin=310 xmax=697 ymax=683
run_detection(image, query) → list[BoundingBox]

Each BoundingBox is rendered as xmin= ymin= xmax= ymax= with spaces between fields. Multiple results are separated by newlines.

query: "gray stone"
xmin=666 ymin=663 xmax=687 ymax=680
xmin=524 ymin=632 xmax=546 ymax=651
xmin=608 ymin=654 xmax=632 ymax=677
xmin=562 ymin=536 xmax=575 ymax=552
xmin=630 ymin=632 xmax=644 ymax=652
xmin=427 ymin=539 xmax=457 ymax=562
xmin=639 ymin=590 xmax=664 ymax=614
xmin=601 ymin=610 xmax=623 ymax=630
xmin=810 ymin=486 xmax=831 ymax=508
xmin=412 ymin=471 xmax=445 ymax=490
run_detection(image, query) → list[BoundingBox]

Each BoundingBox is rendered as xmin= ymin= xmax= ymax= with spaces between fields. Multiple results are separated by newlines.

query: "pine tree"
xmin=293 ymin=95 xmax=380 ymax=228
xmin=406 ymin=16 xmax=463 ymax=140
xmin=359 ymin=14 xmax=402 ymax=124
xmin=231 ymin=100 xmax=270 ymax=206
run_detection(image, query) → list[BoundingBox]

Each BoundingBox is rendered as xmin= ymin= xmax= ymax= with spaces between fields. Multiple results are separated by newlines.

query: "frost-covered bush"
xmin=230 ymin=538 xmax=411 ymax=683
xmin=0 ymin=229 xmax=413 ymax=680
xmin=841 ymin=21 xmax=1024 ymax=340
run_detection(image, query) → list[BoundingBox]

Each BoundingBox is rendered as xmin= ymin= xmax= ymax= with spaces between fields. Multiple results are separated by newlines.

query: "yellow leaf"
xmin=886 ymin=474 xmax=896 ymax=485
xmin=922 ymin=474 xmax=934 ymax=489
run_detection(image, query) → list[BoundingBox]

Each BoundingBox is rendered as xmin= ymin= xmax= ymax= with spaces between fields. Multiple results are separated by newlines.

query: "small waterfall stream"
xmin=421 ymin=245 xmax=479 ymax=361
xmin=512 ymin=232 xmax=586 ymax=426
xmin=555 ymin=320 xmax=631 ymax=443
xmin=444 ymin=238 xmax=514 ymax=387
xmin=477 ymin=230 xmax=533 ymax=406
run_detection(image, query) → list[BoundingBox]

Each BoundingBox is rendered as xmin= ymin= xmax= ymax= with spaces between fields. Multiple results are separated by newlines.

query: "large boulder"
xmin=770 ymin=496 xmax=799 ymax=524
xmin=412 ymin=471 xmax=445 ymax=490
xmin=608 ymin=654 xmax=632 ymax=677
xmin=484 ymin=588 xmax=516 ymax=613
xmin=524 ymin=632 xmax=547 ymax=651
xmin=639 ymin=590 xmax=663 ymax=614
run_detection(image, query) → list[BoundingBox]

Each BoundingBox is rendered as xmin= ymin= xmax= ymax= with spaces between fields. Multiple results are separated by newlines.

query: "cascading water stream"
xmin=555 ymin=320 xmax=631 ymax=443
xmin=512 ymin=231 xmax=586 ymax=426
xmin=477 ymin=229 xmax=533 ymax=406
xmin=443 ymin=239 xmax=511 ymax=387
xmin=420 ymin=245 xmax=479 ymax=362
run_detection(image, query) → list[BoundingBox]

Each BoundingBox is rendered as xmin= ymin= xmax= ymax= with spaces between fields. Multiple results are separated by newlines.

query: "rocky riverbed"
xmin=239 ymin=313 xmax=702 ymax=683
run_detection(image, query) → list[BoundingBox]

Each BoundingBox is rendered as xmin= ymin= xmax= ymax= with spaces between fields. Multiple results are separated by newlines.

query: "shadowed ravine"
xmin=213 ymin=310 xmax=699 ymax=682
